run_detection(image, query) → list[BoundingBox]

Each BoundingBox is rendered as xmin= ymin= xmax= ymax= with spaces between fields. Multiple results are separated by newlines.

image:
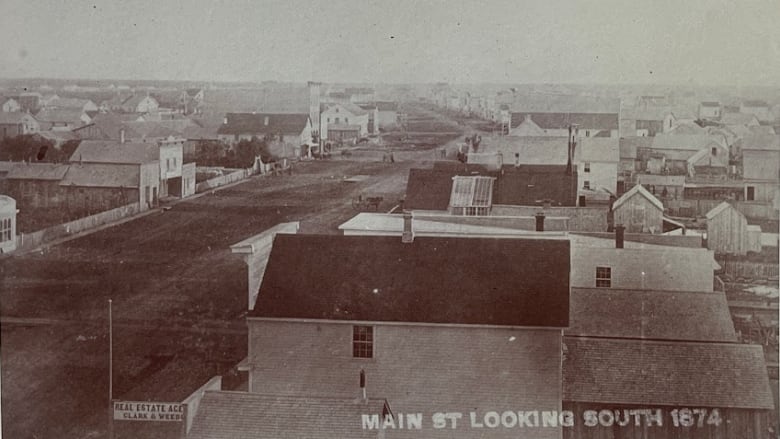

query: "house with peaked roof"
xmin=245 ymin=233 xmax=570 ymax=439
xmin=120 ymin=95 xmax=159 ymax=114
xmin=641 ymin=134 xmax=728 ymax=175
xmin=321 ymin=102 xmax=369 ymax=141
xmin=508 ymin=115 xmax=552 ymax=136
xmin=0 ymin=112 xmax=40 ymax=139
xmin=706 ymin=201 xmax=762 ymax=255
xmin=217 ymin=112 xmax=314 ymax=159
xmin=1 ymin=96 xmax=21 ymax=113
xmin=611 ymin=184 xmax=664 ymax=233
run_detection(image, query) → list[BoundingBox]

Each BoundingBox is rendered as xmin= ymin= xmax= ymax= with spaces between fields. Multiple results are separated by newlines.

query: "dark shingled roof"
xmin=405 ymin=163 xmax=577 ymax=210
xmin=497 ymin=165 xmax=578 ymax=206
xmin=405 ymin=165 xmax=499 ymax=210
xmin=563 ymin=337 xmax=775 ymax=409
xmin=251 ymin=234 xmax=570 ymax=327
xmin=188 ymin=392 xmax=386 ymax=439
xmin=566 ymin=288 xmax=737 ymax=342
xmin=217 ymin=113 xmax=309 ymax=136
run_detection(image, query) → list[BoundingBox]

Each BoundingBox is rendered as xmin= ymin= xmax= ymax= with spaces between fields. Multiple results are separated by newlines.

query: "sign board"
xmin=113 ymin=400 xmax=185 ymax=422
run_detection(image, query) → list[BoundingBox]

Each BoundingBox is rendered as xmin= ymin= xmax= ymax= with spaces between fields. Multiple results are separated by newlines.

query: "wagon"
xmin=352 ymin=195 xmax=383 ymax=211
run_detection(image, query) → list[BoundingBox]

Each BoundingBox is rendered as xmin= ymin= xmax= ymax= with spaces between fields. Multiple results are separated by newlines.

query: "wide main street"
xmin=0 ymin=153 xmax=432 ymax=438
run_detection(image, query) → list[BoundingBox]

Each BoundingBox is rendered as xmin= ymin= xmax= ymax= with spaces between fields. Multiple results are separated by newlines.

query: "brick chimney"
xmin=615 ymin=224 xmax=625 ymax=249
xmin=402 ymin=212 xmax=413 ymax=243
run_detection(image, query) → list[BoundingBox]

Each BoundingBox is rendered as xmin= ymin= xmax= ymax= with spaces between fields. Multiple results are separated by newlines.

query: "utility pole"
xmin=108 ymin=299 xmax=114 ymax=439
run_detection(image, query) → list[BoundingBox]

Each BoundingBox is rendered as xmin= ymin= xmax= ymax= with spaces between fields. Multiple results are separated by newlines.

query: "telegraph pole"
xmin=108 ymin=299 xmax=114 ymax=439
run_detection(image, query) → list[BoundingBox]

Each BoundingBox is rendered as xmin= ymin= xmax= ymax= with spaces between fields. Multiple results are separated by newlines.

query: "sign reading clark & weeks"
xmin=113 ymin=401 xmax=185 ymax=422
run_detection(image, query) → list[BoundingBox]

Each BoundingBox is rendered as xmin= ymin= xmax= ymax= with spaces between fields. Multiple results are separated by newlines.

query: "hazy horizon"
xmin=2 ymin=0 xmax=780 ymax=87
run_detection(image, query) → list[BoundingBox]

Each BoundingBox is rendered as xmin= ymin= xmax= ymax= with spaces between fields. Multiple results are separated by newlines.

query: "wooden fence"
xmin=717 ymin=259 xmax=779 ymax=280
xmin=14 ymin=202 xmax=141 ymax=253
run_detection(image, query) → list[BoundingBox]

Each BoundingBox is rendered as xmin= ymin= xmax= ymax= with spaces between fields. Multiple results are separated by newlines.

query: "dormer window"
xmin=449 ymin=176 xmax=494 ymax=216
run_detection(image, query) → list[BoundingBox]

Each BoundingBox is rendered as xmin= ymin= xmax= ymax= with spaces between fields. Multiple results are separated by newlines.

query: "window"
xmin=583 ymin=180 xmax=591 ymax=190
xmin=335 ymin=117 xmax=340 ymax=124
xmin=353 ymin=326 xmax=373 ymax=358
xmin=585 ymin=130 xmax=590 ymax=137
xmin=584 ymin=162 xmax=591 ymax=173
xmin=449 ymin=176 xmax=494 ymax=216
xmin=327 ymin=117 xmax=330 ymax=123
xmin=345 ymin=118 xmax=349 ymax=124
xmin=711 ymin=147 xmax=717 ymax=156
xmin=0 ymin=217 xmax=11 ymax=242
xmin=596 ymin=266 xmax=611 ymax=288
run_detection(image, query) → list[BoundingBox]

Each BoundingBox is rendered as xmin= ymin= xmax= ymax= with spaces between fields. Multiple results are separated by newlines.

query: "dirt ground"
xmin=0 ymin=159 xmax=425 ymax=438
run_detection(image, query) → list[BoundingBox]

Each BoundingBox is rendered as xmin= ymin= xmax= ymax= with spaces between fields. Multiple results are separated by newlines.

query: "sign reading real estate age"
xmin=113 ymin=401 xmax=185 ymax=422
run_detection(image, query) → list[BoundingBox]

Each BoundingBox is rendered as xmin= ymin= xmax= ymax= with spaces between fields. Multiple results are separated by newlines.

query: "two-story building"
xmin=698 ymin=101 xmax=721 ymax=120
xmin=321 ymin=103 xmax=370 ymax=141
xmin=245 ymin=232 xmax=570 ymax=439
xmin=741 ymin=133 xmax=780 ymax=206
xmin=574 ymin=137 xmax=618 ymax=203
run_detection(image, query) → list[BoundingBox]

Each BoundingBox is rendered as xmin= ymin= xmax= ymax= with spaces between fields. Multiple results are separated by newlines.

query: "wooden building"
xmin=705 ymin=201 xmax=761 ymax=255
xmin=0 ymin=194 xmax=16 ymax=253
xmin=611 ymin=184 xmax=664 ymax=233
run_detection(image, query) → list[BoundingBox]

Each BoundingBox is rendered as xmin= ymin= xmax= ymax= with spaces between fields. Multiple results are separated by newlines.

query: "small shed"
xmin=706 ymin=201 xmax=761 ymax=255
xmin=612 ymin=184 xmax=664 ymax=233
xmin=0 ymin=195 xmax=17 ymax=253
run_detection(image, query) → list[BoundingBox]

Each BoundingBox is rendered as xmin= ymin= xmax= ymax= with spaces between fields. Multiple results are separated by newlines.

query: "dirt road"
xmin=0 ymin=160 xmax=415 ymax=438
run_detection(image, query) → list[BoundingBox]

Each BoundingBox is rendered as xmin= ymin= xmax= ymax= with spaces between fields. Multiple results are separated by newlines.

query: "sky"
xmin=1 ymin=0 xmax=779 ymax=86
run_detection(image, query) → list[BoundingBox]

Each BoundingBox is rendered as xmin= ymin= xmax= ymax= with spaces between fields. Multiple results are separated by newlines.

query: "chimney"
xmin=535 ymin=211 xmax=545 ymax=232
xmin=615 ymin=224 xmax=625 ymax=249
xmin=402 ymin=212 xmax=414 ymax=243
xmin=119 ymin=128 xmax=125 ymax=144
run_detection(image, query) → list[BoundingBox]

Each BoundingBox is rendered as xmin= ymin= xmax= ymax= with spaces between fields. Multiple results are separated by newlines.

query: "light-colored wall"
xmin=377 ymin=110 xmax=397 ymax=128
xmin=571 ymin=245 xmax=715 ymax=292
xmin=577 ymin=161 xmax=617 ymax=195
xmin=613 ymin=194 xmax=664 ymax=234
xmin=707 ymin=207 xmax=749 ymax=255
xmin=0 ymin=197 xmax=17 ymax=253
xmin=247 ymin=319 xmax=562 ymax=439
xmin=139 ymin=161 xmax=160 ymax=210
xmin=743 ymin=149 xmax=780 ymax=181
xmin=160 ymin=143 xmax=183 ymax=180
